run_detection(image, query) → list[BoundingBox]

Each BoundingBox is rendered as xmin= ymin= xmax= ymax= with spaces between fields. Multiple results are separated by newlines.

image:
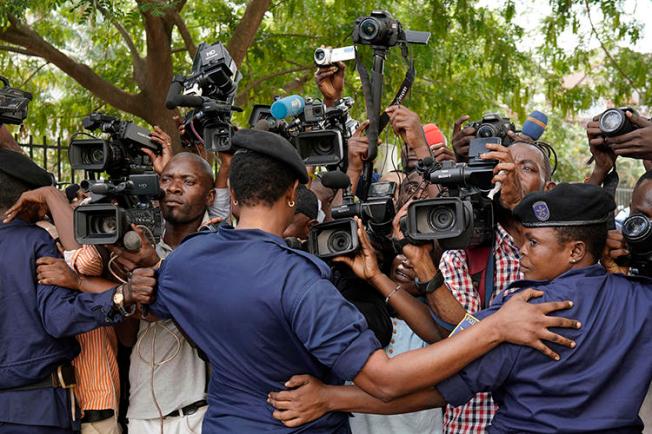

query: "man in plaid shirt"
xmin=437 ymin=140 xmax=555 ymax=433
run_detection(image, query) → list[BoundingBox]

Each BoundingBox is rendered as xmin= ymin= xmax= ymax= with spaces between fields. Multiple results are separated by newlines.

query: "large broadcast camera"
xmin=618 ymin=214 xmax=652 ymax=277
xmin=251 ymin=94 xmax=357 ymax=167
xmin=0 ymin=76 xmax=32 ymax=125
xmin=308 ymin=171 xmax=396 ymax=259
xmin=402 ymin=138 xmax=500 ymax=250
xmin=69 ymin=113 xmax=162 ymax=250
xmin=165 ymin=41 xmax=242 ymax=152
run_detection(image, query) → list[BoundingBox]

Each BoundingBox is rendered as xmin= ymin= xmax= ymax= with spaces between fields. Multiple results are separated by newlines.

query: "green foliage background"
xmin=1 ymin=0 xmax=650 ymax=185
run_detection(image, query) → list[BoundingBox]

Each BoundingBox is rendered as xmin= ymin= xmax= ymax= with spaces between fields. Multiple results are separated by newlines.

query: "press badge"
xmin=449 ymin=313 xmax=480 ymax=337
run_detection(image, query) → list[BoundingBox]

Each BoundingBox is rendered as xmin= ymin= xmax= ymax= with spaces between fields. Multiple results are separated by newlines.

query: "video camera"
xmin=165 ymin=41 xmax=242 ymax=152
xmin=69 ymin=113 xmax=163 ymax=250
xmin=0 ymin=76 xmax=32 ymax=125
xmin=617 ymin=214 xmax=652 ymax=277
xmin=468 ymin=113 xmax=516 ymax=147
xmin=308 ymin=171 xmax=396 ymax=259
xmin=401 ymin=138 xmax=499 ymax=250
xmin=314 ymin=46 xmax=356 ymax=66
xmin=266 ymin=95 xmax=357 ymax=167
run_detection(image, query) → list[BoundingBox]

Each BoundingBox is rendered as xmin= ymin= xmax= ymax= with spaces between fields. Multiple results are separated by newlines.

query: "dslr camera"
xmin=402 ymin=138 xmax=499 ymax=250
xmin=598 ymin=107 xmax=638 ymax=137
xmin=165 ymin=41 xmax=242 ymax=152
xmin=308 ymin=172 xmax=396 ymax=259
xmin=468 ymin=113 xmax=515 ymax=147
xmin=70 ymin=113 xmax=162 ymax=249
xmin=0 ymin=76 xmax=32 ymax=125
xmin=617 ymin=214 xmax=652 ymax=277
xmin=352 ymin=10 xmax=430 ymax=47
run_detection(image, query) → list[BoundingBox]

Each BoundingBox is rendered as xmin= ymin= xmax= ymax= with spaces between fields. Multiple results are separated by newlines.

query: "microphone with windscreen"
xmin=271 ymin=95 xmax=305 ymax=119
xmin=521 ymin=111 xmax=548 ymax=141
xmin=321 ymin=170 xmax=351 ymax=190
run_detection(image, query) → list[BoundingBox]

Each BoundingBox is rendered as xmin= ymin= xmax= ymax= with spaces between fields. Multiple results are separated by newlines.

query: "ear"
xmin=205 ymin=187 xmax=216 ymax=207
xmin=544 ymin=181 xmax=556 ymax=191
xmin=287 ymin=180 xmax=300 ymax=201
xmin=230 ymin=188 xmax=238 ymax=203
xmin=569 ymin=240 xmax=588 ymax=264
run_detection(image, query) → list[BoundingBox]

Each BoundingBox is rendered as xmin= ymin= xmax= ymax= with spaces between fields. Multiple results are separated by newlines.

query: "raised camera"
xmin=352 ymin=10 xmax=430 ymax=47
xmin=468 ymin=113 xmax=515 ymax=147
xmin=308 ymin=218 xmax=360 ymax=259
xmin=620 ymin=213 xmax=652 ymax=277
xmin=294 ymin=129 xmax=343 ymax=166
xmin=74 ymin=202 xmax=162 ymax=246
xmin=599 ymin=107 xmax=638 ymax=137
xmin=314 ymin=46 xmax=356 ymax=66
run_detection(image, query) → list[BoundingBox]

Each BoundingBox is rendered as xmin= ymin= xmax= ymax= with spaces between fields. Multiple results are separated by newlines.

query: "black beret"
xmin=514 ymin=183 xmax=615 ymax=227
xmin=295 ymin=185 xmax=318 ymax=220
xmin=232 ymin=129 xmax=309 ymax=184
xmin=0 ymin=149 xmax=53 ymax=188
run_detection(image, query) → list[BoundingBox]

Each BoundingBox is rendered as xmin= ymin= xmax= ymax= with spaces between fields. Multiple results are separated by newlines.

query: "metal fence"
xmin=18 ymin=135 xmax=84 ymax=185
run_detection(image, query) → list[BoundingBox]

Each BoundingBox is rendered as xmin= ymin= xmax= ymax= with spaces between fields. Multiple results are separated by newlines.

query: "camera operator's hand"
xmin=604 ymin=112 xmax=652 ymax=160
xmin=108 ymin=224 xmax=159 ymax=271
xmin=268 ymin=375 xmax=330 ymax=428
xmin=347 ymin=121 xmax=370 ymax=173
xmin=141 ymin=126 xmax=173 ymax=175
xmin=3 ymin=186 xmax=59 ymax=223
xmin=430 ymin=143 xmax=455 ymax=163
xmin=491 ymin=288 xmax=579 ymax=360
xmin=315 ymin=60 xmax=345 ymax=107
xmin=480 ymin=143 xmax=524 ymax=210
xmin=601 ymin=229 xmax=630 ymax=274
xmin=124 ymin=267 xmax=157 ymax=306
xmin=452 ymin=115 xmax=475 ymax=162
xmin=332 ymin=217 xmax=381 ymax=282
xmin=585 ymin=115 xmax=617 ymax=185
xmin=36 ymin=257 xmax=81 ymax=289
xmin=386 ymin=105 xmax=427 ymax=151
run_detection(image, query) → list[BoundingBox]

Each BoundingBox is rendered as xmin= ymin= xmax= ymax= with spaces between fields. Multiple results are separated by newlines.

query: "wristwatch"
xmin=112 ymin=284 xmax=136 ymax=317
xmin=417 ymin=270 xmax=445 ymax=294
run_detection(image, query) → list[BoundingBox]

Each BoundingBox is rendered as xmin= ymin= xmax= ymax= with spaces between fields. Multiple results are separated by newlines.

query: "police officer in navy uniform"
xmin=145 ymin=130 xmax=581 ymax=434
xmin=0 ymin=149 xmax=154 ymax=433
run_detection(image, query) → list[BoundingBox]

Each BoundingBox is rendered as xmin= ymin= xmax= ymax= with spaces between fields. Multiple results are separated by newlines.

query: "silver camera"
xmin=314 ymin=46 xmax=356 ymax=66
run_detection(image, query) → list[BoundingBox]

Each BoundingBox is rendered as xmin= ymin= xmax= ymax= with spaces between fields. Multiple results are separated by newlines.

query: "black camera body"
xmin=402 ymin=139 xmax=498 ymax=250
xmin=69 ymin=113 xmax=160 ymax=177
xmin=308 ymin=218 xmax=360 ymax=259
xmin=618 ymin=214 xmax=652 ymax=277
xmin=352 ymin=10 xmax=430 ymax=47
xmin=0 ymin=76 xmax=32 ymax=125
xmin=468 ymin=113 xmax=515 ymax=147
xmin=166 ymin=41 xmax=242 ymax=153
xmin=599 ymin=107 xmax=638 ymax=137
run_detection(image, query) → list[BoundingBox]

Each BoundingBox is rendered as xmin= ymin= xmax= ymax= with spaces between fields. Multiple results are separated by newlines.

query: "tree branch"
xmin=20 ymin=61 xmax=50 ymax=86
xmin=227 ymin=0 xmax=272 ymax=66
xmin=0 ymin=44 xmax=38 ymax=57
xmin=236 ymin=65 xmax=312 ymax=101
xmin=0 ymin=17 xmax=147 ymax=119
xmin=173 ymin=12 xmax=196 ymax=58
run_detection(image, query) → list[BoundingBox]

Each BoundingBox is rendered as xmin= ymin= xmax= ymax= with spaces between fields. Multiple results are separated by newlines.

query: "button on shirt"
xmin=149 ymin=225 xmax=381 ymax=433
xmin=437 ymin=265 xmax=652 ymax=433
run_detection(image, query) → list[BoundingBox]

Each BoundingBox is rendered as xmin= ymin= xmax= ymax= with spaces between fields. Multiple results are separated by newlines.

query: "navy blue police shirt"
xmin=0 ymin=220 xmax=121 ymax=428
xmin=149 ymin=225 xmax=381 ymax=433
xmin=437 ymin=264 xmax=652 ymax=433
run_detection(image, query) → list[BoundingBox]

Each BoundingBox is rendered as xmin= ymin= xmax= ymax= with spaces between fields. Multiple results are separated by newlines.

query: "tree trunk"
xmin=227 ymin=0 xmax=272 ymax=66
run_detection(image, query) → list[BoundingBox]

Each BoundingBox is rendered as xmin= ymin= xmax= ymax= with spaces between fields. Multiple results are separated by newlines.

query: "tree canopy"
xmin=1 ymin=0 xmax=649 ymax=185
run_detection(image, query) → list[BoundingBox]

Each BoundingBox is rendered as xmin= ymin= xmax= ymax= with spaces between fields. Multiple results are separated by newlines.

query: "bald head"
xmin=164 ymin=152 xmax=214 ymax=191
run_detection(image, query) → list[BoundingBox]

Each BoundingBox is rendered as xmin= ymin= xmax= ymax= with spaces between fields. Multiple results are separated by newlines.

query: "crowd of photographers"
xmin=1 ymin=10 xmax=652 ymax=434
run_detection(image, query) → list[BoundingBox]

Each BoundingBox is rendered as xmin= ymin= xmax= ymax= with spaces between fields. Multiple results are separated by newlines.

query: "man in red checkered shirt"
xmin=436 ymin=140 xmax=555 ymax=434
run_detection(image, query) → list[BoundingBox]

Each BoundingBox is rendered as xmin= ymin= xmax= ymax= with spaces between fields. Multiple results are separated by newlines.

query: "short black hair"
xmin=554 ymin=223 xmax=607 ymax=263
xmin=229 ymin=150 xmax=297 ymax=207
xmin=0 ymin=171 xmax=30 ymax=213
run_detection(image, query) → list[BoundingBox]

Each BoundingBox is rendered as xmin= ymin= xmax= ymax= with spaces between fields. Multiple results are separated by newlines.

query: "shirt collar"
xmin=495 ymin=222 xmax=518 ymax=251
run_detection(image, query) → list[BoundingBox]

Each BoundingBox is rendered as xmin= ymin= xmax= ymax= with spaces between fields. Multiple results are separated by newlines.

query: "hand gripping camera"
xmin=165 ymin=41 xmax=242 ymax=152
xmin=70 ymin=113 xmax=163 ymax=250
xmin=598 ymin=107 xmax=639 ymax=137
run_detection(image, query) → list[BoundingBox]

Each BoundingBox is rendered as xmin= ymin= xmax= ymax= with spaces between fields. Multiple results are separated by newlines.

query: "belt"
xmin=164 ymin=399 xmax=207 ymax=418
xmin=82 ymin=409 xmax=114 ymax=424
xmin=5 ymin=364 xmax=76 ymax=392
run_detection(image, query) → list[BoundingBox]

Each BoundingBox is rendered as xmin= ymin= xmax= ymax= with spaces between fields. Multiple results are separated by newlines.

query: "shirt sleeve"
xmin=207 ymin=188 xmax=231 ymax=220
xmin=436 ymin=307 xmax=521 ymax=407
xmin=146 ymin=258 xmax=173 ymax=319
xmin=285 ymin=277 xmax=381 ymax=381
xmin=34 ymin=235 xmax=121 ymax=338
xmin=439 ymin=250 xmax=481 ymax=314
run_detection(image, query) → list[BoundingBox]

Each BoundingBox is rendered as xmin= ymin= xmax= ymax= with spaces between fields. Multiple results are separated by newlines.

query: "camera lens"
xmin=599 ymin=109 xmax=625 ymax=136
xmin=90 ymin=215 xmax=117 ymax=235
xmin=359 ymin=17 xmax=380 ymax=41
xmin=428 ymin=207 xmax=456 ymax=231
xmin=314 ymin=139 xmax=333 ymax=155
xmin=476 ymin=124 xmax=497 ymax=138
xmin=623 ymin=215 xmax=651 ymax=241
xmin=327 ymin=230 xmax=352 ymax=253
xmin=314 ymin=48 xmax=326 ymax=63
